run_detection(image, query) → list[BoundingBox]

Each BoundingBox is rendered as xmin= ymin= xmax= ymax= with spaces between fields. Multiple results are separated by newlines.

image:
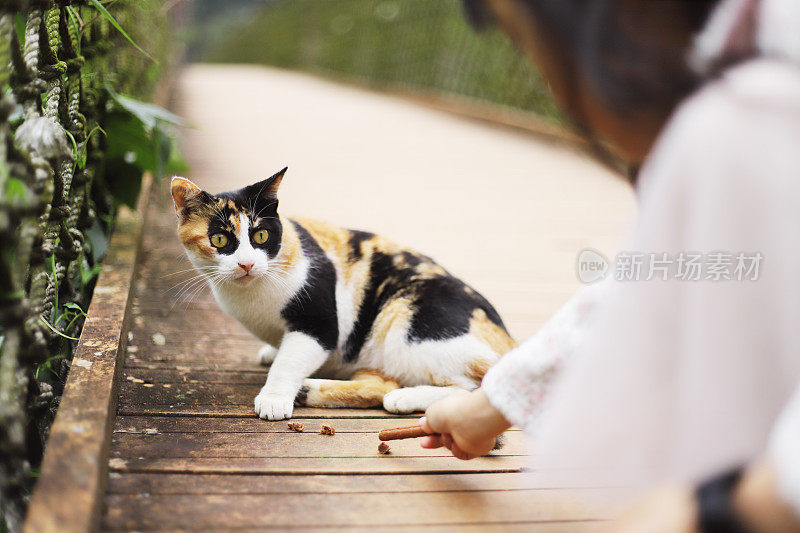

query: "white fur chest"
xmin=209 ymin=255 xmax=311 ymax=347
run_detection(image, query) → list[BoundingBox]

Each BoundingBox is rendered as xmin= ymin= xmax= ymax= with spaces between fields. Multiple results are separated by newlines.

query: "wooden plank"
xmin=117 ymin=382 xmax=459 ymax=408
xmin=301 ymin=524 xmax=601 ymax=533
xmin=131 ymin=285 xmax=215 ymax=302
xmin=124 ymin=359 xmax=264 ymax=371
xmin=118 ymin=381 xmax=262 ymax=405
xmin=109 ymin=431 xmax=527 ymax=458
xmin=121 ymin=367 xmax=265 ymax=384
xmin=128 ymin=323 xmax=256 ymax=340
xmin=113 ymin=415 xmax=523 ymax=434
xmin=112 ymin=416 xmax=429 ymax=433
xmin=117 ymin=404 xmax=413 ymax=418
xmin=129 ymin=307 xmax=250 ymax=333
xmin=226 ymin=524 xmax=600 ymax=533
xmin=106 ymin=472 xmax=551 ymax=495
xmin=133 ymin=299 xmax=219 ymax=311
xmin=100 ymin=521 xmax=601 ymax=533
xmin=124 ymin=333 xmax=262 ymax=352
xmin=102 ymin=489 xmax=612 ymax=530
xmin=107 ymin=456 xmax=526 ymax=475
xmin=23 ymin=176 xmax=152 ymax=533
xmin=123 ymin=335 xmax=262 ymax=364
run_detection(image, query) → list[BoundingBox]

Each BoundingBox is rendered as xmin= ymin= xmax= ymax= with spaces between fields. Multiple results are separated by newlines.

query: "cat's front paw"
xmin=383 ymin=388 xmax=426 ymax=414
xmin=257 ymin=345 xmax=278 ymax=366
xmin=254 ymin=392 xmax=294 ymax=420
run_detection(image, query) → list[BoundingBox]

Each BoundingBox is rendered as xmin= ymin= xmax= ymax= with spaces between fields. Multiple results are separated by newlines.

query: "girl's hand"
xmin=419 ymin=388 xmax=511 ymax=460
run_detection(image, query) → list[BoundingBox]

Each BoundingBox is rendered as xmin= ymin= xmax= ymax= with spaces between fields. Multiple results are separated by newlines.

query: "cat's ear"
xmin=246 ymin=166 xmax=287 ymax=202
xmin=171 ymin=177 xmax=207 ymax=215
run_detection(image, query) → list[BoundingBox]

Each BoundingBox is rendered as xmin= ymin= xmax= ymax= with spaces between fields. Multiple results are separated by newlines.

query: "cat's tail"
xmin=295 ymin=370 xmax=399 ymax=409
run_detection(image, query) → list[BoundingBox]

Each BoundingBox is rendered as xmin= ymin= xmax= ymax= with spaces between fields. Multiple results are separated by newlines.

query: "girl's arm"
xmin=480 ymin=277 xmax=606 ymax=433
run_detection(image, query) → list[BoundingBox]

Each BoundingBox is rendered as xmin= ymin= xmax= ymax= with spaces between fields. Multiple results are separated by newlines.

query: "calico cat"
xmin=171 ymin=167 xmax=516 ymax=420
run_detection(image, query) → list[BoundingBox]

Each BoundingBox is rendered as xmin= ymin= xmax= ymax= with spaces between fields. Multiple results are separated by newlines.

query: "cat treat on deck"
xmin=287 ymin=422 xmax=303 ymax=432
xmin=378 ymin=442 xmax=391 ymax=455
xmin=378 ymin=425 xmax=429 ymax=441
xmin=320 ymin=425 xmax=335 ymax=435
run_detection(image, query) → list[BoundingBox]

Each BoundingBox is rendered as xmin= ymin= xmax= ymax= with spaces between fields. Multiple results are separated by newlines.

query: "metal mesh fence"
xmin=0 ymin=2 xmax=168 ymax=529
xmin=203 ymin=0 xmax=563 ymax=123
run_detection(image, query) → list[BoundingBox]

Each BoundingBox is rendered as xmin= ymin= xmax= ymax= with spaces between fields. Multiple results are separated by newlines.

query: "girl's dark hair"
xmin=464 ymin=0 xmax=719 ymax=177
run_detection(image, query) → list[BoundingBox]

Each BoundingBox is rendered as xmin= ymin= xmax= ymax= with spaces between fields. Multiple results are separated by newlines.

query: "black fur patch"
xmin=281 ymin=221 xmax=339 ymax=351
xmin=343 ymin=251 xmax=397 ymax=362
xmin=347 ymin=230 xmax=375 ymax=261
xmin=206 ymin=214 xmax=239 ymax=255
xmin=408 ymin=276 xmax=506 ymax=341
xmin=295 ymin=385 xmax=310 ymax=406
xmin=214 ymin=188 xmax=283 ymax=259
xmin=342 ymin=250 xmax=508 ymax=362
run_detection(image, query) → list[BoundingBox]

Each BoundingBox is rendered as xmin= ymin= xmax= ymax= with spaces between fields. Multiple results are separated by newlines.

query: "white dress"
xmin=482 ymin=0 xmax=800 ymax=513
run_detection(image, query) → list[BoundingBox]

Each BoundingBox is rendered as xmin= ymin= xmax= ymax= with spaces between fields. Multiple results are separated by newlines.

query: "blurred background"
xmin=180 ymin=0 xmax=563 ymax=123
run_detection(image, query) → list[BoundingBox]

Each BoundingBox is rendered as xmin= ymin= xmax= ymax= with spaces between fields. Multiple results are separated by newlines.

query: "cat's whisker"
xmin=176 ymin=286 xmax=210 ymax=310
xmin=167 ymin=273 xmax=216 ymax=294
xmin=171 ymin=270 xmax=226 ymax=310
xmin=172 ymin=282 xmax=209 ymax=304
xmin=161 ymin=266 xmax=218 ymax=279
xmin=170 ymin=271 xmax=220 ymax=298
xmin=169 ymin=281 xmax=207 ymax=300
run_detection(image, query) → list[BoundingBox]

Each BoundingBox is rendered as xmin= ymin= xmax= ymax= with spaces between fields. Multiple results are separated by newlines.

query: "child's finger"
xmin=422 ymin=405 xmax=451 ymax=435
xmin=419 ymin=435 xmax=443 ymax=448
xmin=450 ymin=442 xmax=477 ymax=461
xmin=419 ymin=416 xmax=434 ymax=433
xmin=441 ymin=433 xmax=454 ymax=450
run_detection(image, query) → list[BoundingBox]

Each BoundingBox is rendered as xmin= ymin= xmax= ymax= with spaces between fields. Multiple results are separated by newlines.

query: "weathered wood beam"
xmin=23 ymin=175 xmax=152 ymax=533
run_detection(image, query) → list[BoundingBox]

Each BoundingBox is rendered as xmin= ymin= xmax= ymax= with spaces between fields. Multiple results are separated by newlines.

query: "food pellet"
xmin=288 ymin=422 xmax=304 ymax=432
xmin=320 ymin=425 xmax=335 ymax=435
xmin=378 ymin=442 xmax=391 ymax=455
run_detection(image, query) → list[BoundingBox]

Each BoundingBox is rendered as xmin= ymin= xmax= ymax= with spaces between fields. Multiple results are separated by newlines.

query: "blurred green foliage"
xmin=0 ymin=1 xmax=180 ymax=529
xmin=204 ymin=0 xmax=563 ymax=122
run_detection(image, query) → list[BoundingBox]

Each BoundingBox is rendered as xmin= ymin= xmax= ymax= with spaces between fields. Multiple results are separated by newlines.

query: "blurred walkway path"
xmin=102 ymin=65 xmax=634 ymax=530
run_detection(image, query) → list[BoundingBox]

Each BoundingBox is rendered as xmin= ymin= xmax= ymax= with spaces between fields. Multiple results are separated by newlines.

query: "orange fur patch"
xmin=469 ymin=308 xmax=517 ymax=355
xmin=178 ymin=216 xmax=214 ymax=256
xmin=305 ymin=370 xmax=399 ymax=408
xmin=370 ymin=297 xmax=414 ymax=346
xmin=291 ymin=217 xmax=351 ymax=264
xmin=277 ymin=216 xmax=302 ymax=270
xmin=426 ymin=371 xmax=455 ymax=387
xmin=171 ymin=178 xmax=202 ymax=212
xmin=466 ymin=358 xmax=492 ymax=385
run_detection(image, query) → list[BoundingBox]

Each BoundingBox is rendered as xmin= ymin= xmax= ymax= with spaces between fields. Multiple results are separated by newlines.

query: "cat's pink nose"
xmin=238 ymin=262 xmax=254 ymax=274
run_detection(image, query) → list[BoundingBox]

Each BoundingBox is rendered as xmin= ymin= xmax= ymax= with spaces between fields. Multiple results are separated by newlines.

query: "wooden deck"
xmin=30 ymin=65 xmax=636 ymax=531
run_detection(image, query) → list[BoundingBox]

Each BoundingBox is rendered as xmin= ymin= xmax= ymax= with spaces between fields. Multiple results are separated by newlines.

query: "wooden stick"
xmin=378 ymin=425 xmax=430 ymax=441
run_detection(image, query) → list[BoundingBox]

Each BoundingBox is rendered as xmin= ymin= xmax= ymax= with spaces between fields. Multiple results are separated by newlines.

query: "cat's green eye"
xmin=252 ymin=229 xmax=269 ymax=245
xmin=210 ymin=233 xmax=228 ymax=248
